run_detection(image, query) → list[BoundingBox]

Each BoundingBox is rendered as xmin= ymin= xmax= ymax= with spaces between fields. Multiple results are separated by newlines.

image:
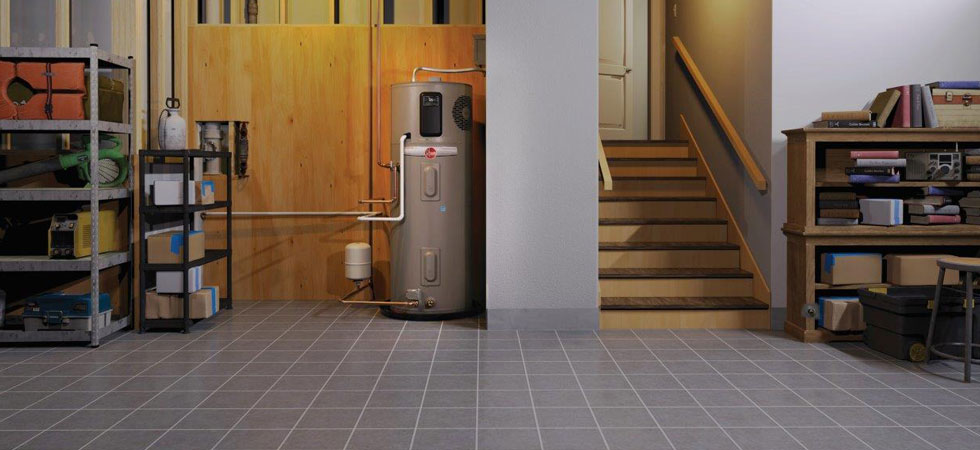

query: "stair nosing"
xmin=599 ymin=218 xmax=727 ymax=225
xmin=606 ymin=157 xmax=697 ymax=162
xmin=600 ymin=296 xmax=768 ymax=311
xmin=602 ymin=140 xmax=689 ymax=147
xmin=599 ymin=196 xmax=715 ymax=202
xmin=599 ymin=268 xmax=752 ymax=279
xmin=599 ymin=241 xmax=739 ymax=251
xmin=613 ymin=176 xmax=706 ymax=181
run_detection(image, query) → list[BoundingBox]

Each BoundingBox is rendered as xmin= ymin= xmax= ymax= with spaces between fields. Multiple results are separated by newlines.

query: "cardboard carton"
xmin=886 ymin=254 xmax=960 ymax=286
xmin=145 ymin=286 xmax=219 ymax=319
xmin=820 ymin=297 xmax=865 ymax=331
xmin=200 ymin=180 xmax=215 ymax=205
xmin=820 ymin=253 xmax=882 ymax=285
xmin=147 ymin=230 xmax=205 ymax=264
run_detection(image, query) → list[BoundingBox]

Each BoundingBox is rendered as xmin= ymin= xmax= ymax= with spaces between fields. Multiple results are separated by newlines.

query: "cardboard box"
xmin=820 ymin=253 xmax=882 ymax=285
xmin=819 ymin=297 xmax=865 ymax=331
xmin=859 ymin=198 xmax=904 ymax=226
xmin=156 ymin=266 xmax=203 ymax=294
xmin=153 ymin=180 xmax=199 ymax=205
xmin=146 ymin=230 xmax=205 ymax=264
xmin=146 ymin=286 xmax=219 ymax=319
xmin=200 ymin=181 xmax=215 ymax=205
xmin=886 ymin=254 xmax=960 ymax=286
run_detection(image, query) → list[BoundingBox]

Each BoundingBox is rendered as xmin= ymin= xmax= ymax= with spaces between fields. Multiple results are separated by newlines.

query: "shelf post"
xmin=89 ymin=44 xmax=101 ymax=347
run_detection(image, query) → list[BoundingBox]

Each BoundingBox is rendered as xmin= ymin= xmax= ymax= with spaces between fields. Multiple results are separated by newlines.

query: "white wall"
xmin=771 ymin=0 xmax=980 ymax=315
xmin=485 ymin=0 xmax=599 ymax=329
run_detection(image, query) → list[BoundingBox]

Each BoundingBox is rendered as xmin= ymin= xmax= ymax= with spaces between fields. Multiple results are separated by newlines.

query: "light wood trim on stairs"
xmin=672 ymin=36 xmax=768 ymax=192
xmin=598 ymin=138 xmax=613 ymax=191
xmin=682 ymin=114 xmax=772 ymax=309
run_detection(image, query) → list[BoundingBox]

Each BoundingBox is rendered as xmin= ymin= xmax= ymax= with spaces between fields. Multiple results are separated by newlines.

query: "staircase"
xmin=599 ymin=140 xmax=769 ymax=329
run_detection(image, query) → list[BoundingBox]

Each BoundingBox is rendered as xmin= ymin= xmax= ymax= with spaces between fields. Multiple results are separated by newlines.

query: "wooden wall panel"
xmin=371 ymin=25 xmax=486 ymax=300
xmin=189 ymin=26 xmax=372 ymax=299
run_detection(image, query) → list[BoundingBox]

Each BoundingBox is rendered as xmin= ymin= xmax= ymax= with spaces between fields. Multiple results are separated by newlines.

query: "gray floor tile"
xmin=649 ymin=407 xmax=715 ymax=428
xmin=16 ymin=430 xmax=102 ymax=450
xmin=690 ymin=389 xmax=753 ymax=407
xmin=593 ymin=407 xmax=655 ymax=428
xmin=603 ymin=428 xmax=672 ymax=450
xmin=786 ymin=427 xmax=871 ymax=450
xmin=176 ymin=409 xmax=248 ymax=429
xmin=725 ymin=427 xmax=805 ymax=450
xmin=818 ymin=406 xmax=898 ymax=426
xmin=82 ymin=430 xmax=165 ymax=450
xmin=412 ymin=428 xmax=475 ymax=450
xmin=761 ymin=406 xmax=836 ymax=427
xmin=705 ymin=406 xmax=777 ymax=427
xmin=200 ymin=390 xmax=264 ymax=408
xmin=0 ymin=409 xmax=74 ymax=430
xmin=295 ymin=407 xmax=363 ymax=429
xmin=367 ymin=390 xmax=425 ymax=408
xmin=0 ymin=430 xmax=36 ymax=450
xmin=418 ymin=407 xmax=476 ymax=428
xmin=539 ymin=428 xmax=606 ymax=450
xmin=422 ymin=390 xmax=476 ymax=407
xmin=846 ymin=427 xmax=936 ymax=450
xmin=931 ymin=406 xmax=980 ymax=426
xmin=532 ymin=389 xmax=589 ymax=407
xmin=347 ymin=428 xmax=413 ymax=450
xmin=149 ymin=430 xmax=228 ymax=450
xmin=663 ymin=428 xmax=738 ymax=450
xmin=113 ymin=408 xmax=189 ymax=430
xmin=357 ymin=407 xmax=420 ymax=429
xmin=478 ymin=390 xmax=533 ymax=407
xmin=636 ymin=389 xmax=697 ymax=407
xmin=478 ymin=407 xmax=537 ymax=428
xmin=877 ymin=406 xmax=958 ymax=426
xmin=477 ymin=428 xmax=541 ymax=450
xmin=535 ymin=407 xmax=597 ymax=428
xmin=215 ymin=429 xmax=290 ymax=449
xmin=235 ymin=408 xmax=304 ymax=429
xmin=53 ymin=409 xmax=132 ymax=430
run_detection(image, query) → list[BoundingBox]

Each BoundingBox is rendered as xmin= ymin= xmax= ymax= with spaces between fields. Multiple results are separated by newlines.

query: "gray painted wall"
xmin=771 ymin=0 xmax=980 ymax=327
xmin=485 ymin=0 xmax=599 ymax=329
xmin=664 ymin=0 xmax=773 ymax=316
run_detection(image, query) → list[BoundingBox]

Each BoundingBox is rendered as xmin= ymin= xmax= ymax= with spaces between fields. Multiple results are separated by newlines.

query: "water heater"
xmin=385 ymin=81 xmax=475 ymax=319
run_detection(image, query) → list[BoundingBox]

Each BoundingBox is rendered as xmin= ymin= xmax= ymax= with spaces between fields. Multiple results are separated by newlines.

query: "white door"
xmin=599 ymin=0 xmax=648 ymax=140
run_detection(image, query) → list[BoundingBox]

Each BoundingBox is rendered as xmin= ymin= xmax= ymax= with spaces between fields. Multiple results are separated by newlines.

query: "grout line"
xmin=554 ymin=331 xmax=610 ymax=450
xmin=408 ymin=321 xmax=444 ymax=450
xmin=341 ymin=311 xmax=408 ymax=450
xmin=515 ymin=330 xmax=545 ymax=450
xmin=594 ymin=331 xmax=678 ymax=450
xmin=12 ymin=300 xmax=267 ymax=450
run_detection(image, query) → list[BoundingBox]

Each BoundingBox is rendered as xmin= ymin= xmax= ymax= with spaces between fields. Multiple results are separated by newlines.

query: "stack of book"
xmin=847 ymin=150 xmax=903 ymax=183
xmin=961 ymin=192 xmax=980 ymax=225
xmin=965 ymin=149 xmax=980 ymax=181
xmin=818 ymin=191 xmax=859 ymax=225
xmin=812 ymin=111 xmax=876 ymax=129
xmin=907 ymin=187 xmax=963 ymax=225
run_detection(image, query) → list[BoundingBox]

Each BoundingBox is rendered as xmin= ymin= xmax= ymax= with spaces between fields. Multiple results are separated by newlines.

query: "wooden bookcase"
xmin=782 ymin=128 xmax=980 ymax=343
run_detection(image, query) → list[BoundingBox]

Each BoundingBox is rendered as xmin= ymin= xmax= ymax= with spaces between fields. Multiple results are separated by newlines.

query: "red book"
xmin=850 ymin=150 xmax=899 ymax=159
xmin=889 ymin=85 xmax=911 ymax=128
xmin=910 ymin=214 xmax=961 ymax=225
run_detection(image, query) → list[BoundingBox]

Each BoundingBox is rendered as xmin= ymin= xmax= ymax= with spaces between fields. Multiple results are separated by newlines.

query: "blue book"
xmin=929 ymin=81 xmax=980 ymax=89
xmin=849 ymin=174 xmax=900 ymax=184
xmin=923 ymin=186 xmax=964 ymax=197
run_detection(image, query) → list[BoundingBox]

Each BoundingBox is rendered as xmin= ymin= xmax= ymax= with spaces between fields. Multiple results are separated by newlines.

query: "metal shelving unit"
xmin=139 ymin=149 xmax=233 ymax=333
xmin=0 ymin=45 xmax=134 ymax=346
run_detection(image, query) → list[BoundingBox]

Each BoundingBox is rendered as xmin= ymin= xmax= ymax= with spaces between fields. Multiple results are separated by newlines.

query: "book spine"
xmin=919 ymin=215 xmax=962 ymax=224
xmin=922 ymin=85 xmax=938 ymax=128
xmin=812 ymin=120 xmax=877 ymax=128
xmin=817 ymin=193 xmax=858 ymax=201
xmin=844 ymin=167 xmax=896 ymax=176
xmin=930 ymin=81 xmax=980 ymax=89
xmin=848 ymin=174 xmax=901 ymax=183
xmin=821 ymin=111 xmax=872 ymax=121
xmin=890 ymin=85 xmax=911 ymax=128
xmin=924 ymin=186 xmax=964 ymax=197
xmin=855 ymin=158 xmax=907 ymax=167
xmin=817 ymin=218 xmax=859 ymax=225
xmin=911 ymin=84 xmax=923 ymax=127
xmin=819 ymin=209 xmax=861 ymax=219
xmin=849 ymin=150 xmax=899 ymax=159
xmin=818 ymin=200 xmax=859 ymax=209
xmin=966 ymin=156 xmax=980 ymax=165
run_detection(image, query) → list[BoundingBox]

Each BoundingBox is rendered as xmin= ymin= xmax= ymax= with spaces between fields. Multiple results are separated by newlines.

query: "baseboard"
xmin=488 ymin=308 xmax=599 ymax=330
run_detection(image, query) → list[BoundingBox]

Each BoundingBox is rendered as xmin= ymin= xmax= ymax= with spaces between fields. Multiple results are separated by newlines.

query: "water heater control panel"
xmin=420 ymin=92 xmax=443 ymax=137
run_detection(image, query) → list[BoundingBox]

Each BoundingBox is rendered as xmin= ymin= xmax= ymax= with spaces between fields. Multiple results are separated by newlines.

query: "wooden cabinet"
xmin=782 ymin=128 xmax=980 ymax=343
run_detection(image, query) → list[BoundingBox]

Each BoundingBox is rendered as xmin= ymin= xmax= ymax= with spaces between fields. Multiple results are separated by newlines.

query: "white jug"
xmin=158 ymin=97 xmax=187 ymax=150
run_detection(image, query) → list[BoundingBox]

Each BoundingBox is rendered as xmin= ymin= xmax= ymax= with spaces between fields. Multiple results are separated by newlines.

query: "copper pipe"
xmin=335 ymin=280 xmax=418 ymax=307
xmin=359 ymin=199 xmax=396 ymax=204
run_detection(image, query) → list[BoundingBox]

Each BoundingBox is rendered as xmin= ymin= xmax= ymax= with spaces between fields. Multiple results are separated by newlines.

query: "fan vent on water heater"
xmin=452 ymin=96 xmax=472 ymax=131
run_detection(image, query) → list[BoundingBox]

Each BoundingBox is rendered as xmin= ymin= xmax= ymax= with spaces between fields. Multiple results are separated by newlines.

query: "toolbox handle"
xmin=43 ymin=310 xmax=65 ymax=326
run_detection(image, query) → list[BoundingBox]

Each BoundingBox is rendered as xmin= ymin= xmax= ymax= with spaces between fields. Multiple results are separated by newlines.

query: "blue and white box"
xmin=859 ymin=198 xmax=903 ymax=226
xmin=157 ymin=266 xmax=204 ymax=294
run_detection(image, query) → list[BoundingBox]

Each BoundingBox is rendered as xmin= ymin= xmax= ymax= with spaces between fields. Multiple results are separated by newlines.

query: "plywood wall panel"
xmin=189 ymin=25 xmax=373 ymax=300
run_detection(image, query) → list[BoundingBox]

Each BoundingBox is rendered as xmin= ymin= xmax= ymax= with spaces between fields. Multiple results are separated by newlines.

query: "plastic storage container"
xmin=858 ymin=286 xmax=978 ymax=361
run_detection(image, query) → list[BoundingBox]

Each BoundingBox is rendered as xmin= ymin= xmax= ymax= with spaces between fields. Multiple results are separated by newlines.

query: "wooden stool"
xmin=925 ymin=257 xmax=980 ymax=383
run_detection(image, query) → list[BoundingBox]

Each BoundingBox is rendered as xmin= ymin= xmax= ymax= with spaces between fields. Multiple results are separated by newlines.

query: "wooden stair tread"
xmin=602 ymin=140 xmax=689 ymax=147
xmin=599 ymin=241 xmax=739 ymax=250
xmin=599 ymin=267 xmax=752 ymax=279
xmin=607 ymin=157 xmax=697 ymax=162
xmin=600 ymin=296 xmax=768 ymax=310
xmin=599 ymin=196 xmax=714 ymax=202
xmin=613 ymin=176 xmax=706 ymax=181
xmin=600 ymin=218 xmax=727 ymax=225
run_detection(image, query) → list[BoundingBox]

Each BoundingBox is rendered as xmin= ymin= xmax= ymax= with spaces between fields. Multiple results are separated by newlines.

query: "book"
xmin=819 ymin=191 xmax=857 ymax=201
xmin=845 ymin=167 xmax=897 ymax=176
xmin=967 ymin=191 xmax=980 ymax=198
xmin=811 ymin=120 xmax=876 ymax=128
xmin=869 ymin=90 xmax=901 ymax=127
xmin=849 ymin=150 xmax=899 ymax=159
xmin=959 ymin=197 xmax=980 ymax=208
xmin=923 ymin=186 xmax=964 ymax=197
xmin=911 ymin=84 xmax=923 ymax=128
xmin=969 ymin=173 xmax=980 ymax=181
xmin=964 ymin=207 xmax=980 ymax=216
xmin=968 ymin=166 xmax=980 ymax=174
xmin=929 ymin=81 xmax=980 ymax=89
xmin=966 ymin=156 xmax=980 ymax=165
xmin=967 ymin=216 xmax=980 ymax=225
xmin=817 ymin=218 xmax=859 ymax=226
xmin=849 ymin=174 xmax=900 ymax=184
xmin=889 ymin=85 xmax=911 ymax=128
xmin=906 ymin=196 xmax=951 ymax=206
xmin=922 ymin=85 xmax=938 ymax=128
xmin=855 ymin=158 xmax=907 ymax=167
xmin=965 ymin=148 xmax=980 ymax=156
xmin=821 ymin=111 xmax=872 ymax=121
xmin=818 ymin=200 xmax=859 ymax=209
xmin=907 ymin=204 xmax=960 ymax=215
xmin=820 ymin=209 xmax=860 ymax=219
xmin=910 ymin=214 xmax=962 ymax=225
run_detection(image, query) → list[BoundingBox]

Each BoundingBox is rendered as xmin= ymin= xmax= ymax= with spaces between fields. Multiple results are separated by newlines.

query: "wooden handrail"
xmin=672 ymin=36 xmax=768 ymax=192
xmin=598 ymin=137 xmax=613 ymax=191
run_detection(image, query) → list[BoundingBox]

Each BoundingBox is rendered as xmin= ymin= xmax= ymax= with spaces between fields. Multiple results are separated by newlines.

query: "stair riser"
xmin=599 ymin=278 xmax=754 ymax=297
xmin=598 ymin=224 xmax=727 ymax=242
xmin=604 ymin=146 xmax=689 ymax=158
xmin=600 ymin=310 xmax=770 ymax=329
xmin=599 ymin=249 xmax=739 ymax=269
xmin=604 ymin=179 xmax=705 ymax=196
xmin=609 ymin=165 xmax=697 ymax=177
xmin=599 ymin=201 xmax=716 ymax=219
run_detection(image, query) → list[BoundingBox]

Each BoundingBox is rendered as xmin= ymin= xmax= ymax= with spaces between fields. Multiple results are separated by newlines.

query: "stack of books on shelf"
xmin=907 ymin=187 xmax=963 ymax=225
xmin=961 ymin=192 xmax=980 ymax=225
xmin=846 ymin=150 xmax=903 ymax=184
xmin=818 ymin=191 xmax=860 ymax=225
xmin=810 ymin=81 xmax=980 ymax=129
xmin=965 ymin=149 xmax=980 ymax=181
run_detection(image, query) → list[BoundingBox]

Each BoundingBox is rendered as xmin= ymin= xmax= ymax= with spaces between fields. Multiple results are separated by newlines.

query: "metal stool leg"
xmin=965 ymin=272 xmax=974 ymax=383
xmin=925 ymin=267 xmax=946 ymax=363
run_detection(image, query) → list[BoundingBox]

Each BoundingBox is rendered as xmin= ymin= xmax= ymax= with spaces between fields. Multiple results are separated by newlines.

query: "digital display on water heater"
xmin=420 ymin=92 xmax=443 ymax=137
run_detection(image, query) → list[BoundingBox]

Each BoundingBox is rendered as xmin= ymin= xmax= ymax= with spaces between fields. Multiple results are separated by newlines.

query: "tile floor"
xmin=1 ymin=300 xmax=979 ymax=450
